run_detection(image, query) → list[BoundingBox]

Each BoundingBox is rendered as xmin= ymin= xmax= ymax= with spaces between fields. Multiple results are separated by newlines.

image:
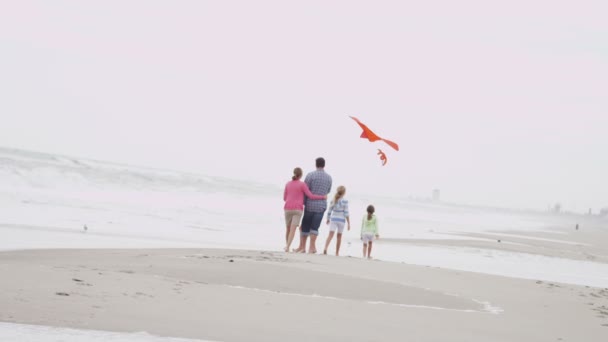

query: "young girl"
xmin=323 ymin=185 xmax=350 ymax=256
xmin=283 ymin=167 xmax=327 ymax=252
xmin=361 ymin=204 xmax=380 ymax=259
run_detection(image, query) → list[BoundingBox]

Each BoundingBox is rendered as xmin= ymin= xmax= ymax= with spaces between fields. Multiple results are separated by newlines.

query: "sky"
xmin=1 ymin=0 xmax=607 ymax=212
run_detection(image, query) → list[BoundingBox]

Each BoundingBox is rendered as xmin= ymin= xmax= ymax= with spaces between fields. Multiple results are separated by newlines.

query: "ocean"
xmin=1 ymin=146 xmax=606 ymax=285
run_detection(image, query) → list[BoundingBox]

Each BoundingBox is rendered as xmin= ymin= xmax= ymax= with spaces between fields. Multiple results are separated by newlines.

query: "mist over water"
xmin=0 ymin=146 xmax=574 ymax=244
xmin=2 ymin=146 xmax=607 ymax=288
xmin=1 ymin=2 xmax=607 ymax=340
xmin=2 ymin=1 xmax=607 ymax=213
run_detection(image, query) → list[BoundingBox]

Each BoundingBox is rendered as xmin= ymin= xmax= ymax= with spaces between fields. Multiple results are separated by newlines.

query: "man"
xmin=295 ymin=157 xmax=332 ymax=253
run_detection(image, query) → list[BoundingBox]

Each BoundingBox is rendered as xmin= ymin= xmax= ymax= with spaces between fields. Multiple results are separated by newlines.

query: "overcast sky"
xmin=1 ymin=0 xmax=606 ymax=212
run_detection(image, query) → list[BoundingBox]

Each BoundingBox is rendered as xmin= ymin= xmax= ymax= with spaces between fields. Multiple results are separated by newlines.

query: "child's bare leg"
xmin=335 ymin=233 xmax=342 ymax=256
xmin=362 ymin=243 xmax=367 ymax=258
xmin=367 ymin=241 xmax=373 ymax=259
xmin=323 ymin=231 xmax=335 ymax=254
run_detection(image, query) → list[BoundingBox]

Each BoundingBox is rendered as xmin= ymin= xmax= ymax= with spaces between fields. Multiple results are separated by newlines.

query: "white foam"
xmin=227 ymin=285 xmax=499 ymax=314
xmin=228 ymin=285 xmax=342 ymax=301
xmin=472 ymin=299 xmax=505 ymax=315
xmin=0 ymin=322 xmax=218 ymax=342
xmin=476 ymin=232 xmax=590 ymax=246
xmin=365 ymin=300 xmax=500 ymax=314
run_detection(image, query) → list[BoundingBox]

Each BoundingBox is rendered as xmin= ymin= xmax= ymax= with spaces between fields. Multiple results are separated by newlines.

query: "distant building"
xmin=432 ymin=189 xmax=440 ymax=201
xmin=552 ymin=203 xmax=561 ymax=213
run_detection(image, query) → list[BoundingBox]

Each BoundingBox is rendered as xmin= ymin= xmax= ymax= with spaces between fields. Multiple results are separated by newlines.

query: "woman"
xmin=283 ymin=167 xmax=326 ymax=252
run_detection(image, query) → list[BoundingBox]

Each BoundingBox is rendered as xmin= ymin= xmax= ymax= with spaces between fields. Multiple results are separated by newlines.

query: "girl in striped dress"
xmin=323 ymin=185 xmax=350 ymax=256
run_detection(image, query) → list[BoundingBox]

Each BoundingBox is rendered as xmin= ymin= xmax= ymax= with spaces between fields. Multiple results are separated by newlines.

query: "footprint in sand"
xmin=185 ymin=255 xmax=210 ymax=259
xmin=72 ymin=278 xmax=92 ymax=286
xmin=132 ymin=292 xmax=154 ymax=298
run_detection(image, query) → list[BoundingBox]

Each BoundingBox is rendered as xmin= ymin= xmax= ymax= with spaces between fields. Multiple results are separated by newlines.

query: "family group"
xmin=283 ymin=157 xmax=380 ymax=259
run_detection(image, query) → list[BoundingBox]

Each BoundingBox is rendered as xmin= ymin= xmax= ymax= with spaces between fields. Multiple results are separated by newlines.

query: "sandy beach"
xmin=2 ymin=0 xmax=608 ymax=339
xmin=1 ymin=246 xmax=607 ymax=342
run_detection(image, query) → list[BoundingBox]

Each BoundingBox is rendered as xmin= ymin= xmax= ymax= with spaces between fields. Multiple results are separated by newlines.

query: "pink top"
xmin=283 ymin=180 xmax=326 ymax=210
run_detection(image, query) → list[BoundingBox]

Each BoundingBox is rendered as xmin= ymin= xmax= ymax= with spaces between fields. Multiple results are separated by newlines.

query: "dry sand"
xmin=1 ymin=247 xmax=608 ymax=341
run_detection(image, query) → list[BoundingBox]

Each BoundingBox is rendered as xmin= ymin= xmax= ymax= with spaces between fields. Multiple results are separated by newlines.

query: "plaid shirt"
xmin=303 ymin=169 xmax=332 ymax=213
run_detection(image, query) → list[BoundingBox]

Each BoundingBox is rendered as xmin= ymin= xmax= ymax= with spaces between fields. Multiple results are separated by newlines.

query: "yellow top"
xmin=361 ymin=214 xmax=378 ymax=236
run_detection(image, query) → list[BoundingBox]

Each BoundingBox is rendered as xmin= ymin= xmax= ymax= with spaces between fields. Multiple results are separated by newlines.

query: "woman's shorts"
xmin=329 ymin=221 xmax=345 ymax=234
xmin=362 ymin=233 xmax=375 ymax=244
xmin=284 ymin=210 xmax=303 ymax=227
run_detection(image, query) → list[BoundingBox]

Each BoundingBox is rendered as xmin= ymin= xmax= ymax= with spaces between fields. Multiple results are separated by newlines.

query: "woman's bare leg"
xmin=285 ymin=226 xmax=290 ymax=244
xmin=323 ymin=231 xmax=335 ymax=255
xmin=285 ymin=225 xmax=298 ymax=252
xmin=367 ymin=241 xmax=373 ymax=259
xmin=362 ymin=243 xmax=367 ymax=258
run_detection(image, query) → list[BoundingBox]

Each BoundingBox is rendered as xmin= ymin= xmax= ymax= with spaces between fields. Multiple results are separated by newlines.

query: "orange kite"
xmin=349 ymin=116 xmax=399 ymax=151
xmin=377 ymin=149 xmax=387 ymax=166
